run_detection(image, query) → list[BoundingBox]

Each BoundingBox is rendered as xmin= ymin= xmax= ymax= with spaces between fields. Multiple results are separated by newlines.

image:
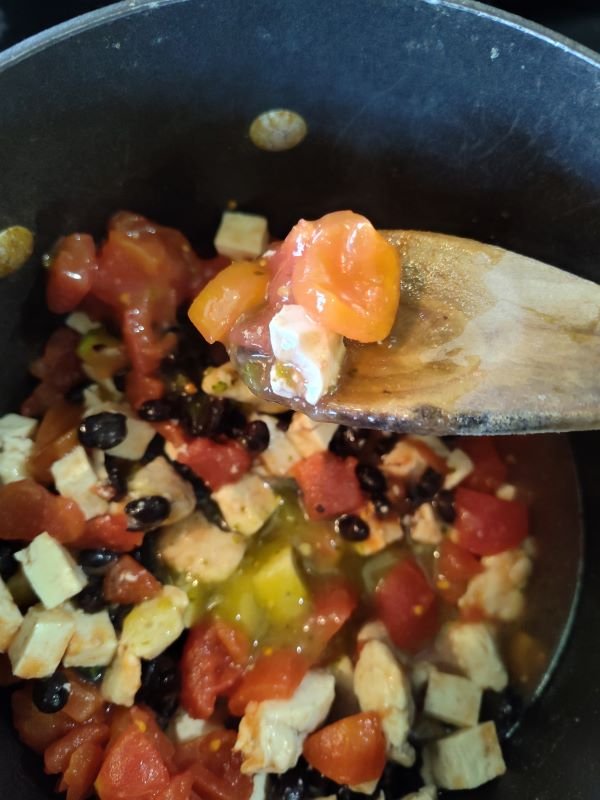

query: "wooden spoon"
xmin=234 ymin=231 xmax=600 ymax=435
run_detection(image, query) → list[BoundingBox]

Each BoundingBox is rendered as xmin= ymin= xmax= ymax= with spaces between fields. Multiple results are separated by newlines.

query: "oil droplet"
xmin=249 ymin=109 xmax=307 ymax=152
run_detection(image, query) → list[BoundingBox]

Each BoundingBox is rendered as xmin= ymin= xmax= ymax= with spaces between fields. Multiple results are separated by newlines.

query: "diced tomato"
xmin=228 ymin=650 xmax=309 ymax=716
xmin=304 ymin=581 xmax=358 ymax=660
xmin=177 ymin=438 xmax=252 ymax=492
xmin=47 ymin=234 xmax=98 ymax=314
xmin=106 ymin=707 xmax=175 ymax=772
xmin=291 ymin=452 xmax=364 ymax=520
xmin=103 ymin=555 xmax=161 ymax=604
xmin=180 ymin=621 xmax=249 ymax=720
xmin=21 ymin=328 xmax=86 ymax=417
xmin=460 ymin=437 xmax=508 ymax=493
xmin=44 ymin=723 xmax=109 ymax=774
xmin=375 ymin=558 xmax=439 ymax=653
xmin=288 ymin=211 xmax=401 ymax=343
xmin=455 ymin=487 xmax=529 ymax=556
xmin=95 ymin=727 xmax=170 ymax=800
xmin=188 ymin=260 xmax=270 ymax=345
xmin=30 ymin=401 xmax=81 ymax=484
xmin=61 ymin=741 xmax=106 ymax=800
xmin=0 ymin=479 xmax=85 ymax=543
xmin=151 ymin=772 xmax=194 ymax=800
xmin=12 ymin=686 xmax=76 ymax=753
xmin=434 ymin=539 xmax=483 ymax=604
xmin=77 ymin=514 xmax=143 ymax=553
xmin=175 ymin=730 xmax=252 ymax=800
xmin=303 ymin=712 xmax=386 ymax=786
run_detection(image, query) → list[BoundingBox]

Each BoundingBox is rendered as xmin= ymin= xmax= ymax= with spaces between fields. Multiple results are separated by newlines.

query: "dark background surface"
xmin=2 ymin=0 xmax=600 ymax=52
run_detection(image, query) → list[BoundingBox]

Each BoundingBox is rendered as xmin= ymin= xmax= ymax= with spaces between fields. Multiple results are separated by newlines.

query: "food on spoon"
xmin=0 ymin=210 xmax=547 ymax=800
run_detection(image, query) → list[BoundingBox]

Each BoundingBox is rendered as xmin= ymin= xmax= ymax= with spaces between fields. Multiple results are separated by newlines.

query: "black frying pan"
xmin=0 ymin=1 xmax=599 ymax=798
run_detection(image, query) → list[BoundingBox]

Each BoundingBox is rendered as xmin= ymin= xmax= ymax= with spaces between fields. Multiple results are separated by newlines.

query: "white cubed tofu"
xmin=169 ymin=708 xmax=219 ymax=744
xmin=101 ymin=646 xmax=142 ymax=707
xmin=214 ymin=211 xmax=269 ymax=260
xmin=250 ymin=772 xmax=268 ymax=800
xmin=251 ymin=413 xmax=301 ymax=477
xmin=354 ymin=503 xmax=403 ymax=556
xmin=424 ymin=668 xmax=482 ymax=727
xmin=443 ymin=449 xmax=474 ymax=490
xmin=65 ymin=311 xmax=100 ymax=335
xmin=120 ymin=586 xmax=188 ymax=660
xmin=381 ymin=440 xmax=429 ymax=481
xmin=128 ymin=456 xmax=196 ymax=525
xmin=458 ymin=549 xmax=532 ymax=623
xmin=15 ymin=532 xmax=87 ymax=609
xmin=51 ymin=445 xmax=109 ymax=519
xmin=356 ymin=620 xmax=391 ymax=645
xmin=401 ymin=787 xmax=437 ymax=800
xmin=436 ymin=622 xmax=508 ymax=691
xmin=0 ymin=413 xmax=38 ymax=440
xmin=8 ymin=604 xmax=75 ymax=678
xmin=410 ymin=502 xmax=443 ymax=545
xmin=423 ymin=721 xmax=506 ymax=790
xmin=0 ymin=576 xmax=23 ymax=651
xmin=213 ymin=473 xmax=280 ymax=536
xmin=286 ymin=413 xmax=337 ymax=458
xmin=269 ymin=305 xmax=345 ymax=405
xmin=496 ymin=483 xmax=517 ymax=501
xmin=411 ymin=660 xmax=436 ymax=692
xmin=160 ymin=511 xmax=246 ymax=583
xmin=354 ymin=639 xmax=415 ymax=767
xmin=63 ymin=609 xmax=118 ymax=668
xmin=0 ymin=413 xmax=38 ymax=485
xmin=235 ymin=670 xmax=335 ymax=774
xmin=106 ymin=417 xmax=156 ymax=460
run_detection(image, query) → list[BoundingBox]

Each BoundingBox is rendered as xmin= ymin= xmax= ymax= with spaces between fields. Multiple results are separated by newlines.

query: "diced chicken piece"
xmin=101 ymin=646 xmax=142 ymax=707
xmin=436 ymin=622 xmax=508 ymax=691
xmin=0 ymin=576 xmax=23 ymax=651
xmin=169 ymin=708 xmax=220 ymax=744
xmin=65 ymin=310 xmax=99 ymax=334
xmin=381 ymin=440 xmax=429 ymax=482
xmin=15 ymin=532 xmax=87 ymax=609
xmin=286 ymin=413 xmax=337 ymax=458
xmin=424 ymin=668 xmax=482 ymax=728
xmin=51 ymin=445 xmax=109 ymax=519
xmin=106 ymin=417 xmax=156 ymax=461
xmin=354 ymin=502 xmax=404 ymax=556
xmin=401 ymin=787 xmax=437 ymax=800
xmin=410 ymin=503 xmax=443 ymax=545
xmin=269 ymin=305 xmax=345 ymax=405
xmin=213 ymin=473 xmax=280 ymax=536
xmin=235 ymin=670 xmax=335 ymax=774
xmin=422 ymin=721 xmax=506 ymax=790
xmin=120 ymin=586 xmax=188 ymax=660
xmin=354 ymin=639 xmax=415 ymax=767
xmin=214 ymin=211 xmax=269 ymax=260
xmin=8 ymin=604 xmax=75 ymax=679
xmin=495 ymin=483 xmax=517 ymax=501
xmin=443 ymin=449 xmax=474 ymax=490
xmin=250 ymin=772 xmax=268 ymax=800
xmin=250 ymin=413 xmax=302 ymax=477
xmin=0 ymin=413 xmax=37 ymax=484
xmin=128 ymin=456 xmax=195 ymax=525
xmin=458 ymin=548 xmax=532 ymax=622
xmin=160 ymin=511 xmax=246 ymax=583
xmin=63 ymin=609 xmax=117 ymax=668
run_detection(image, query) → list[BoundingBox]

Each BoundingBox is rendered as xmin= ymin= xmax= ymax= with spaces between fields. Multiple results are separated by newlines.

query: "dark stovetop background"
xmin=1 ymin=0 xmax=600 ymax=53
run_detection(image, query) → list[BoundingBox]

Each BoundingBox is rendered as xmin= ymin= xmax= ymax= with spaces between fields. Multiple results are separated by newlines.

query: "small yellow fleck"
xmin=119 ymin=292 xmax=131 ymax=305
xmin=209 ymin=738 xmax=222 ymax=752
xmin=413 ymin=604 xmax=425 ymax=617
xmin=263 ymin=646 xmax=274 ymax=656
xmin=436 ymin=579 xmax=451 ymax=590
xmin=226 ymin=199 xmax=238 ymax=210
xmin=135 ymin=720 xmax=147 ymax=733
xmin=183 ymin=381 xmax=198 ymax=394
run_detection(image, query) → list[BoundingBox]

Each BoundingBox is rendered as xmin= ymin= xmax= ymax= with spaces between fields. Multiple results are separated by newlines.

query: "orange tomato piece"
xmin=303 ymin=712 xmax=386 ymax=786
xmin=228 ymin=650 xmax=309 ymax=717
xmin=288 ymin=210 xmax=401 ymax=342
xmin=188 ymin=260 xmax=270 ymax=344
xmin=95 ymin=727 xmax=170 ymax=800
xmin=103 ymin=555 xmax=161 ymax=605
xmin=61 ymin=741 xmax=106 ymax=800
xmin=30 ymin=401 xmax=81 ymax=485
xmin=44 ymin=722 xmax=109 ymax=775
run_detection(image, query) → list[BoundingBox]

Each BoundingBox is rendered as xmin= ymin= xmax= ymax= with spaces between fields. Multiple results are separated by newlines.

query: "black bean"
xmin=108 ymin=603 xmax=133 ymax=633
xmin=372 ymin=430 xmax=400 ymax=456
xmin=104 ymin=454 xmax=129 ymax=501
xmin=137 ymin=398 xmax=176 ymax=422
xmin=433 ymin=489 xmax=456 ymax=523
xmin=74 ymin=577 xmax=106 ymax=613
xmin=0 ymin=541 xmax=21 ymax=580
xmin=221 ymin=404 xmax=247 ymax=439
xmin=65 ymin=380 xmax=91 ymax=404
xmin=356 ymin=463 xmax=387 ymax=496
xmin=408 ymin=466 xmax=444 ymax=506
xmin=335 ymin=513 xmax=370 ymax=542
xmin=275 ymin=410 xmax=294 ymax=432
xmin=112 ymin=370 xmax=127 ymax=393
xmin=78 ymin=548 xmax=118 ymax=576
xmin=131 ymin=530 xmax=167 ymax=581
xmin=241 ymin=420 xmax=270 ymax=453
xmin=329 ymin=425 xmax=370 ymax=458
xmin=138 ymin=653 xmax=180 ymax=726
xmin=206 ymin=342 xmax=229 ymax=367
xmin=140 ymin=433 xmax=166 ymax=465
xmin=170 ymin=462 xmax=229 ymax=530
xmin=78 ymin=412 xmax=127 ymax=450
xmin=125 ymin=496 xmax=171 ymax=530
xmin=32 ymin=672 xmax=71 ymax=714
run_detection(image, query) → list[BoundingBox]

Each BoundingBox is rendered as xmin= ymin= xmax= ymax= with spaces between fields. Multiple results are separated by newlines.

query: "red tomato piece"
xmin=47 ymin=234 xmax=99 ymax=314
xmin=95 ymin=727 xmax=170 ymax=800
xmin=175 ymin=730 xmax=252 ymax=800
xmin=126 ymin=372 xmax=166 ymax=411
xmin=150 ymin=771 xmax=194 ymax=800
xmin=103 ymin=555 xmax=161 ymax=604
xmin=455 ymin=487 xmax=529 ymax=556
xmin=375 ymin=558 xmax=439 ymax=653
xmin=21 ymin=328 xmax=86 ymax=417
xmin=78 ymin=514 xmax=143 ymax=553
xmin=0 ymin=479 xmax=85 ymax=544
xmin=434 ymin=539 xmax=483 ymax=604
xmin=303 ymin=712 xmax=386 ymax=786
xmin=228 ymin=650 xmax=309 ymax=716
xmin=304 ymin=581 xmax=358 ymax=660
xmin=44 ymin=723 xmax=109 ymax=774
xmin=181 ymin=621 xmax=250 ymax=720
xmin=177 ymin=439 xmax=252 ymax=491
xmin=62 ymin=741 xmax=105 ymax=800
xmin=291 ymin=452 xmax=364 ymax=520
xmin=460 ymin=437 xmax=508 ymax=493
xmin=12 ymin=686 xmax=76 ymax=753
